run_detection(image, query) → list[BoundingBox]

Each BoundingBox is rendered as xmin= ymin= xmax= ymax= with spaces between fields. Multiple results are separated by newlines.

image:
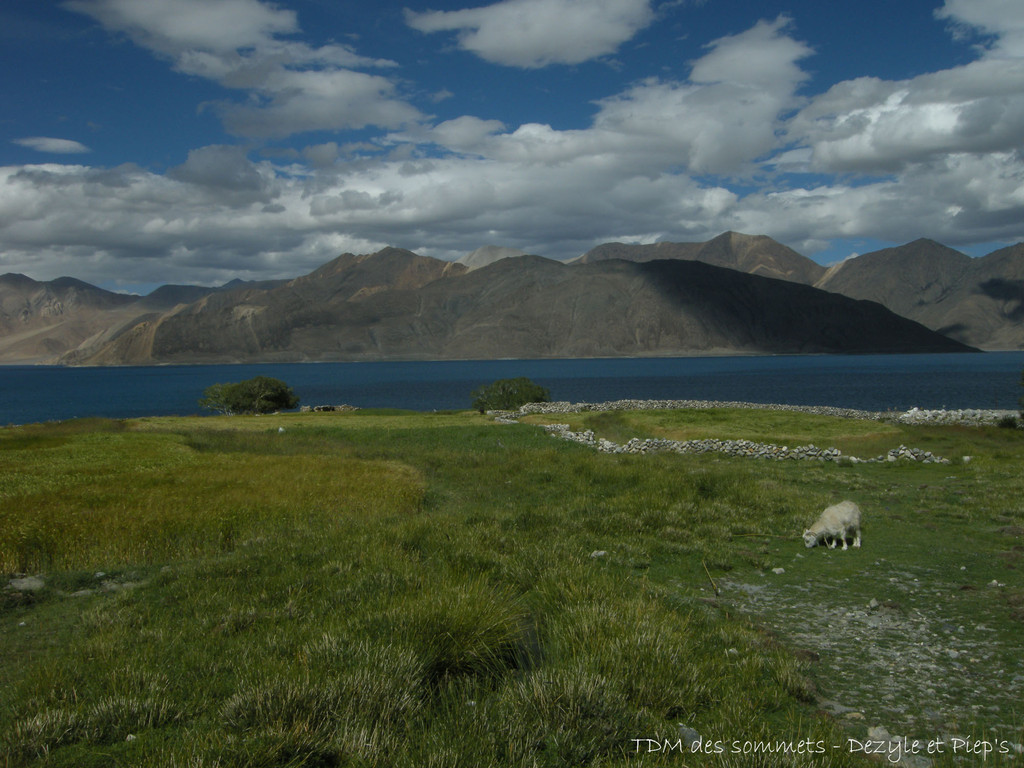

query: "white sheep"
xmin=803 ymin=500 xmax=861 ymax=550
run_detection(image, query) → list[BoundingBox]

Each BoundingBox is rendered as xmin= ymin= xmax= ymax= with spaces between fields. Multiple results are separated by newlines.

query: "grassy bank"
xmin=1 ymin=408 xmax=1022 ymax=766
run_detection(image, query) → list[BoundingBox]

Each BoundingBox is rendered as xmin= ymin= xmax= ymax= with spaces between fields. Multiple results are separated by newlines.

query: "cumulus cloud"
xmin=65 ymin=0 xmax=421 ymax=138
xmin=405 ymin=0 xmax=654 ymax=67
xmin=792 ymin=60 xmax=1024 ymax=173
xmin=790 ymin=0 xmax=1024 ymax=174
xmin=63 ymin=0 xmax=298 ymax=55
xmin=689 ymin=14 xmax=810 ymax=88
xmin=408 ymin=16 xmax=812 ymax=175
xmin=167 ymin=145 xmax=278 ymax=205
xmin=936 ymin=0 xmax=1024 ymax=56
xmin=7 ymin=10 xmax=1024 ymax=288
xmin=13 ymin=137 xmax=91 ymax=154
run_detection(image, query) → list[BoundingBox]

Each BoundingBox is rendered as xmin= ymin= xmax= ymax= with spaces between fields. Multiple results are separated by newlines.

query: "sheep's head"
xmin=802 ymin=529 xmax=819 ymax=548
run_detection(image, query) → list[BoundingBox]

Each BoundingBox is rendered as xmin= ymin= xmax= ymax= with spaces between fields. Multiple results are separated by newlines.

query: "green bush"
xmin=199 ymin=376 xmax=300 ymax=415
xmin=471 ymin=377 xmax=550 ymax=413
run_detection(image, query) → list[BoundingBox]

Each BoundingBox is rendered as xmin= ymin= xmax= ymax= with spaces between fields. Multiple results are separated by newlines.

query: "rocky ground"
xmin=720 ymin=564 xmax=1024 ymax=766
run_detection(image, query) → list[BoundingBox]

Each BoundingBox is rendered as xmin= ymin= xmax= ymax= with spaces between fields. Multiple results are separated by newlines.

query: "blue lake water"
xmin=1 ymin=352 xmax=1023 ymax=425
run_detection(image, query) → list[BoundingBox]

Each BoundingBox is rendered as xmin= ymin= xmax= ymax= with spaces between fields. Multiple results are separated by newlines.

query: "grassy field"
xmin=1 ymin=407 xmax=1022 ymax=766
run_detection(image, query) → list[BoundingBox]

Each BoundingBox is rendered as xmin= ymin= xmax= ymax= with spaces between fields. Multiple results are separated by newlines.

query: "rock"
xmin=867 ymin=725 xmax=892 ymax=742
xmin=590 ymin=550 xmax=608 ymax=559
xmin=677 ymin=725 xmax=702 ymax=752
xmin=521 ymin=400 xmax=958 ymax=463
xmin=772 ymin=567 xmax=785 ymax=575
xmin=7 ymin=576 xmax=44 ymax=592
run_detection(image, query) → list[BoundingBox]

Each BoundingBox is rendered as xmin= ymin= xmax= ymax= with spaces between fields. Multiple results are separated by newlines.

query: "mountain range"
xmin=3 ymin=231 xmax=1020 ymax=365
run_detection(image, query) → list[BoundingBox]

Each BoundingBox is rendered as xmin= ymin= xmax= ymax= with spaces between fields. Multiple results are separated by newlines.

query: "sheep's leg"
xmin=853 ymin=529 xmax=861 ymax=548
xmin=841 ymin=536 xmax=848 ymax=551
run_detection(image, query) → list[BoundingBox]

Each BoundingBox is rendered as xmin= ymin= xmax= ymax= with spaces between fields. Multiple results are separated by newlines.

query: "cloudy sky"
xmin=3 ymin=0 xmax=1024 ymax=292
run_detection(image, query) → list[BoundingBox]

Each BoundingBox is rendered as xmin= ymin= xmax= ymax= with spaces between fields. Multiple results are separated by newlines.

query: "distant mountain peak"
xmin=576 ymin=232 xmax=824 ymax=285
xmin=4 ymin=235 xmax=1023 ymax=364
xmin=457 ymin=245 xmax=529 ymax=271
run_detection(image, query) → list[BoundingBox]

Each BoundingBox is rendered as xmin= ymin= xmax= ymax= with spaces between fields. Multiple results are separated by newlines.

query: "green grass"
xmin=1 ymin=408 xmax=1022 ymax=766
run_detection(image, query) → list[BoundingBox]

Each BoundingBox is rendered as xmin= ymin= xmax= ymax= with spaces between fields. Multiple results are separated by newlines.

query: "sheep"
xmin=803 ymin=500 xmax=861 ymax=550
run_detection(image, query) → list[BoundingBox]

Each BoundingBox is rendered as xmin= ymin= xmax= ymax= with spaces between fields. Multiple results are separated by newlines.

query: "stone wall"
xmin=490 ymin=399 xmax=1020 ymax=464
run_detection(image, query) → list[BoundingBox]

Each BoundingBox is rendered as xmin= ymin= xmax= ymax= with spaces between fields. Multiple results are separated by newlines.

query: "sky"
xmin=3 ymin=0 xmax=1024 ymax=293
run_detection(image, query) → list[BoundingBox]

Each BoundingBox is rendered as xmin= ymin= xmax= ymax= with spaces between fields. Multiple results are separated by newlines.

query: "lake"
xmin=2 ymin=352 xmax=1023 ymax=425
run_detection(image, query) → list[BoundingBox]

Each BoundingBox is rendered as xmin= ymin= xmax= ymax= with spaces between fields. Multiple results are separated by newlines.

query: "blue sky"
xmin=2 ymin=0 xmax=1024 ymax=292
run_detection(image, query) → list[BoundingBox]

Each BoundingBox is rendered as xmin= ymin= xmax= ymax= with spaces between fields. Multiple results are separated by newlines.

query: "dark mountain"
xmin=9 ymin=231 xmax=1024 ymax=365
xmin=65 ymin=249 xmax=972 ymax=365
xmin=140 ymin=284 xmax=220 ymax=309
xmin=577 ymin=231 xmax=826 ymax=285
xmin=139 ymin=278 xmax=289 ymax=310
xmin=815 ymin=239 xmax=1024 ymax=349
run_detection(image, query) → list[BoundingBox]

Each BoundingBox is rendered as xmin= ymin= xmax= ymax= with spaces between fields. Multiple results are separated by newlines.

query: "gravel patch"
xmin=721 ymin=564 xmax=1024 ymax=755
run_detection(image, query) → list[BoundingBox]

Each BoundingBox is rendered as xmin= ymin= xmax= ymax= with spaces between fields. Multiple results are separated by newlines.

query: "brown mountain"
xmin=816 ymin=239 xmax=1024 ymax=349
xmin=0 ymin=273 xmax=293 ymax=363
xmin=0 ymin=274 xmax=142 ymax=363
xmin=64 ymin=248 xmax=972 ymax=365
xmin=577 ymin=231 xmax=826 ymax=285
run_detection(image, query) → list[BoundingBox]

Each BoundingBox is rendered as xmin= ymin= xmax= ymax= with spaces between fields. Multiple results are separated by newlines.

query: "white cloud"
xmin=66 ymin=0 xmax=421 ymax=138
xmin=63 ymin=0 xmax=298 ymax=55
xmin=792 ymin=59 xmax=1024 ymax=173
xmin=427 ymin=116 xmax=508 ymax=153
xmin=936 ymin=0 xmax=1024 ymax=56
xmin=689 ymin=15 xmax=810 ymax=89
xmin=0 ymin=18 xmax=833 ymax=285
xmin=13 ymin=137 xmax=91 ymax=154
xmin=219 ymin=68 xmax=422 ymax=137
xmin=416 ymin=16 xmax=813 ymax=174
xmin=8 ymin=9 xmax=1024 ymax=288
xmin=789 ymin=0 xmax=1024 ymax=175
xmin=405 ymin=0 xmax=654 ymax=68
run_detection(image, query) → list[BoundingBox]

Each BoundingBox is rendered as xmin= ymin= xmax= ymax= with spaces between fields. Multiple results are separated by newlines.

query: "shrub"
xmin=471 ymin=377 xmax=550 ymax=413
xmin=200 ymin=376 xmax=299 ymax=415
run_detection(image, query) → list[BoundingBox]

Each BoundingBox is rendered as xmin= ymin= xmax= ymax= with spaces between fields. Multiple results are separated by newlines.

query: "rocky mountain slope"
xmin=0 ymin=274 xmax=140 ymax=363
xmin=815 ymin=239 xmax=1024 ymax=349
xmin=0 ymin=273 xmax=284 ymax=363
xmin=61 ymin=249 xmax=972 ymax=365
xmin=456 ymin=245 xmax=530 ymax=271
xmin=577 ymin=231 xmax=826 ymax=285
xmin=4 ymin=231 xmax=1020 ymax=364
